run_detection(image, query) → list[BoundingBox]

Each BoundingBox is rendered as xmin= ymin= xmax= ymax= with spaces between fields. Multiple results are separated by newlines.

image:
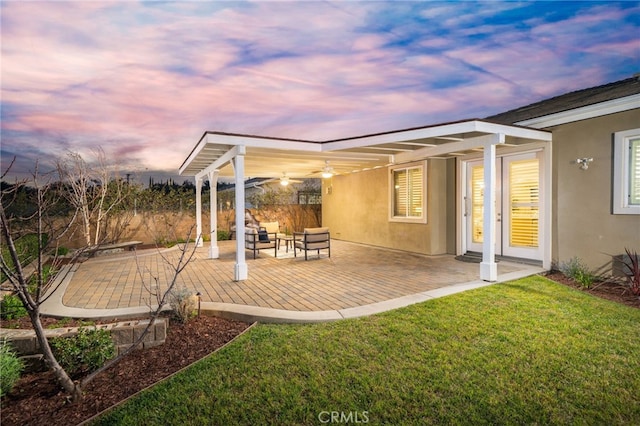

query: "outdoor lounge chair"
xmin=245 ymin=228 xmax=277 ymax=259
xmin=293 ymin=227 xmax=330 ymax=260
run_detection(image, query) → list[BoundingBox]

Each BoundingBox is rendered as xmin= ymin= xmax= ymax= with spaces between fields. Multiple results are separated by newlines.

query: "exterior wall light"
xmin=576 ymin=157 xmax=593 ymax=170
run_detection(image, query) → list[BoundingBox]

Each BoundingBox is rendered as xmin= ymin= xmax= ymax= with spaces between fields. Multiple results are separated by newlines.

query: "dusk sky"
xmin=1 ymin=1 xmax=639 ymax=183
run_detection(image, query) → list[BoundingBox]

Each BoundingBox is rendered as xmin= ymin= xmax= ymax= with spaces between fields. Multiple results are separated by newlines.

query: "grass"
xmin=94 ymin=276 xmax=640 ymax=425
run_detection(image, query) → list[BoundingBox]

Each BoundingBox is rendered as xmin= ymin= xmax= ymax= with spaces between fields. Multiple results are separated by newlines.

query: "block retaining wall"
xmin=1 ymin=318 xmax=168 ymax=372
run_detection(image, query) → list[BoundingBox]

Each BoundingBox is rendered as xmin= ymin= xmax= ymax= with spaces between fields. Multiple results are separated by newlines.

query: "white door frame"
xmin=458 ymin=143 xmax=552 ymax=271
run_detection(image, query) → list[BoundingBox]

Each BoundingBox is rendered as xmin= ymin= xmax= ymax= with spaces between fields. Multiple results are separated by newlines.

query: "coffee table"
xmin=278 ymin=235 xmax=294 ymax=253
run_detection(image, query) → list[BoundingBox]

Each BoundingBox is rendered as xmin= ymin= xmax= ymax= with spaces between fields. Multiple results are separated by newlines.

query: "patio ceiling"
xmin=178 ymin=119 xmax=552 ymax=180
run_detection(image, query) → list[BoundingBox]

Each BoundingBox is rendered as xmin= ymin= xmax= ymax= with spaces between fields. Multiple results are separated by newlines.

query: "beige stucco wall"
xmin=322 ymin=159 xmax=452 ymax=255
xmin=550 ymin=108 xmax=640 ymax=272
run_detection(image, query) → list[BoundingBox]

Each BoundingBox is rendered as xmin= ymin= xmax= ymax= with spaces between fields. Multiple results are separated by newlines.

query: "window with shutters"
xmin=389 ymin=162 xmax=427 ymax=223
xmin=613 ymin=128 xmax=640 ymax=214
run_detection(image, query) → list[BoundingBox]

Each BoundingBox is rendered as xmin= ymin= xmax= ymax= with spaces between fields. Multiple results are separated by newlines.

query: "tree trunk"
xmin=29 ymin=310 xmax=81 ymax=401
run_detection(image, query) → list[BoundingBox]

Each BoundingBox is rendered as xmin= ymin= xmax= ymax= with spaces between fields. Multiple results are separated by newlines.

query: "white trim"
xmin=516 ymin=94 xmax=640 ymax=129
xmin=613 ymin=128 xmax=640 ymax=215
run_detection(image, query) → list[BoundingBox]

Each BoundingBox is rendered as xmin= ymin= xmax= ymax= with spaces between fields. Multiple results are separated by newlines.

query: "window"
xmin=613 ymin=128 xmax=640 ymax=214
xmin=390 ymin=162 xmax=427 ymax=223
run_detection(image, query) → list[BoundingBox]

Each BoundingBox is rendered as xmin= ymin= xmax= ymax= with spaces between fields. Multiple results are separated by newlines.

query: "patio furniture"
xmin=278 ymin=235 xmax=294 ymax=253
xmin=293 ymin=227 xmax=330 ymax=260
xmin=259 ymin=221 xmax=285 ymax=239
xmin=245 ymin=229 xmax=277 ymax=259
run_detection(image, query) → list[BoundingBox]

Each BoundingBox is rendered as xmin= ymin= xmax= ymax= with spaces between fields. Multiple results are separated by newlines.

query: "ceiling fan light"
xmin=321 ymin=160 xmax=334 ymax=178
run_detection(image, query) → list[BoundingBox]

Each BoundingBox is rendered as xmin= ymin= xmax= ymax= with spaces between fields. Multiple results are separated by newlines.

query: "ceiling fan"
xmin=309 ymin=160 xmax=335 ymax=178
xmin=279 ymin=172 xmax=302 ymax=186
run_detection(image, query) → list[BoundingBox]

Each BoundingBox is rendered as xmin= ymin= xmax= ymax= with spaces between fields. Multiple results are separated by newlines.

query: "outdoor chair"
xmin=293 ymin=227 xmax=330 ymax=260
xmin=259 ymin=221 xmax=285 ymax=239
xmin=245 ymin=228 xmax=277 ymax=259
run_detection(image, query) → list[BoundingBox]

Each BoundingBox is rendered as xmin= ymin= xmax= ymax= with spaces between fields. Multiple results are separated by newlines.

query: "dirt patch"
xmin=1 ymin=315 xmax=250 ymax=426
xmin=545 ymin=271 xmax=640 ymax=309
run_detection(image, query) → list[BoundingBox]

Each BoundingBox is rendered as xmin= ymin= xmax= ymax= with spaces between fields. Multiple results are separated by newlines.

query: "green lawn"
xmin=94 ymin=276 xmax=640 ymax=425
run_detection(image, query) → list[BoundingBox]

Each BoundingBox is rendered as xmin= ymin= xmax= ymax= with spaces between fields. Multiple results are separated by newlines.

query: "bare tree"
xmin=56 ymin=148 xmax=128 ymax=247
xmin=1 ymin=161 xmax=83 ymax=400
xmin=1 ymin=160 xmax=199 ymax=402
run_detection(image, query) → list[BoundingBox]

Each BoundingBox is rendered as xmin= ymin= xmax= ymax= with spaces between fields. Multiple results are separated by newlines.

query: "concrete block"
xmin=116 ymin=344 xmax=128 ymax=356
xmin=133 ymin=323 xmax=154 ymax=343
xmin=143 ymin=340 xmax=163 ymax=350
xmin=153 ymin=319 xmax=167 ymax=342
xmin=111 ymin=327 xmax=133 ymax=346
xmin=11 ymin=336 xmax=37 ymax=356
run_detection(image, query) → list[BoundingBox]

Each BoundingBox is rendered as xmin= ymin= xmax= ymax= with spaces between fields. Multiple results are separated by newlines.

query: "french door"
xmin=465 ymin=152 xmax=542 ymax=261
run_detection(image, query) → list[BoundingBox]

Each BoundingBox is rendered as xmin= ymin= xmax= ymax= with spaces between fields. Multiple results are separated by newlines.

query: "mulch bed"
xmin=1 ymin=315 xmax=251 ymax=426
xmin=545 ymin=271 xmax=640 ymax=309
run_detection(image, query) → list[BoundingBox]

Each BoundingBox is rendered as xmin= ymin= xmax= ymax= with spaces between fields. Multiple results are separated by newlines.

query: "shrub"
xmin=217 ymin=229 xmax=230 ymax=241
xmin=51 ymin=328 xmax=116 ymax=377
xmin=169 ymin=286 xmax=196 ymax=323
xmin=558 ymin=257 xmax=597 ymax=289
xmin=55 ymin=246 xmax=69 ymax=256
xmin=0 ymin=294 xmax=28 ymax=320
xmin=0 ymin=339 xmax=23 ymax=397
xmin=622 ymin=248 xmax=640 ymax=296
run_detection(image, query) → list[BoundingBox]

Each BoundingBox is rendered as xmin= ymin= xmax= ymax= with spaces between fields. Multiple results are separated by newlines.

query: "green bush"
xmin=55 ymin=246 xmax=69 ymax=256
xmin=559 ymin=257 xmax=597 ymax=289
xmin=217 ymin=229 xmax=230 ymax=241
xmin=0 ymin=339 xmax=23 ymax=397
xmin=0 ymin=294 xmax=28 ymax=320
xmin=51 ymin=328 xmax=116 ymax=377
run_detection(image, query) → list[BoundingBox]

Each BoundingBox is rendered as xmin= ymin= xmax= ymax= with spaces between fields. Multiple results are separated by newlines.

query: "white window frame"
xmin=389 ymin=161 xmax=427 ymax=224
xmin=613 ymin=128 xmax=640 ymax=215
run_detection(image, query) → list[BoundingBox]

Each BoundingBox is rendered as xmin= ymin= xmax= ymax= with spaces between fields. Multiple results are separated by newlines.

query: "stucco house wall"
xmin=550 ymin=108 xmax=640 ymax=271
xmin=322 ymin=159 xmax=451 ymax=255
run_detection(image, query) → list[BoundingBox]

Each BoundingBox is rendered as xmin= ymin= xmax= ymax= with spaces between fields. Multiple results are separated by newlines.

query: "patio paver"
xmin=42 ymin=240 xmax=543 ymax=323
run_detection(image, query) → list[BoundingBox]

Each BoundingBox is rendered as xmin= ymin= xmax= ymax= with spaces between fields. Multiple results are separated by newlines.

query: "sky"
xmin=1 ymin=0 xmax=639 ymax=184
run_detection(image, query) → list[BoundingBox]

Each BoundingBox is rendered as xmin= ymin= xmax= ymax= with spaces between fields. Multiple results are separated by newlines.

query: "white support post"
xmin=232 ymin=146 xmax=248 ymax=281
xmin=208 ymin=170 xmax=220 ymax=259
xmin=480 ymin=134 xmax=503 ymax=281
xmin=195 ymin=177 xmax=204 ymax=247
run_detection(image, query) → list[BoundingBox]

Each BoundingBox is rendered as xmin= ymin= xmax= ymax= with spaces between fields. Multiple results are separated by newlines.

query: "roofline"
xmin=179 ymin=118 xmax=551 ymax=176
xmin=515 ymin=93 xmax=640 ymax=129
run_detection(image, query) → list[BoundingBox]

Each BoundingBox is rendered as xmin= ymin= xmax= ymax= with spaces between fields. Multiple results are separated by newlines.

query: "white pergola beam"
xmin=195 ymin=145 xmax=240 ymax=182
xmin=394 ymin=134 xmax=498 ymax=164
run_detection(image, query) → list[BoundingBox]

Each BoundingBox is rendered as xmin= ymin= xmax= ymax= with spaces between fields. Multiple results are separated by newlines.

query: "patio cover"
xmin=179 ymin=119 xmax=552 ymax=281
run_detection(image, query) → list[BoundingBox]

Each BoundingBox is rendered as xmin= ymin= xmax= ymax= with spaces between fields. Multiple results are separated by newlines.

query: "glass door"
xmin=465 ymin=152 xmax=542 ymax=261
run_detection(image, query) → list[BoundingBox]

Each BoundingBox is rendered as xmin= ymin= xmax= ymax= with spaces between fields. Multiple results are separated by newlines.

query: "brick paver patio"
xmin=62 ymin=240 xmax=525 ymax=312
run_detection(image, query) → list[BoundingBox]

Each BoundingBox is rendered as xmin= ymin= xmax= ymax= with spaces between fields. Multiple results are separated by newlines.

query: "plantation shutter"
xmin=471 ymin=165 xmax=484 ymax=243
xmin=393 ymin=166 xmax=424 ymax=218
xmin=509 ymin=158 xmax=539 ymax=247
xmin=394 ymin=169 xmax=408 ymax=216
xmin=630 ymin=137 xmax=640 ymax=205
xmin=408 ymin=167 xmax=423 ymax=217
